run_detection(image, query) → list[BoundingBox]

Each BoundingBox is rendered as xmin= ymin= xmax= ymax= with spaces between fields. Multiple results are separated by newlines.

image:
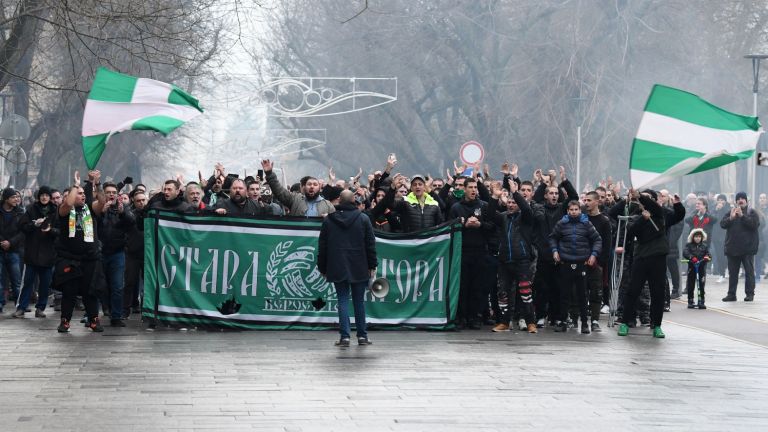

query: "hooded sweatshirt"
xmin=317 ymin=202 xmax=377 ymax=283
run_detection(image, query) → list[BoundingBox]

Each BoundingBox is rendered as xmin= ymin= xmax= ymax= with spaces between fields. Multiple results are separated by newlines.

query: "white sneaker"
xmin=518 ymin=319 xmax=527 ymax=331
xmin=600 ymin=304 xmax=610 ymax=314
xmin=536 ymin=318 xmax=546 ymax=328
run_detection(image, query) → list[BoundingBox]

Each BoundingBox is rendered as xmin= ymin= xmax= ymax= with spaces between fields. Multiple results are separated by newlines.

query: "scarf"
xmin=69 ymin=205 xmax=94 ymax=243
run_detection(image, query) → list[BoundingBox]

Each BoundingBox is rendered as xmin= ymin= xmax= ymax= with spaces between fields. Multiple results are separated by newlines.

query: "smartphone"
xmin=389 ymin=153 xmax=396 ymax=161
xmin=257 ymin=169 xmax=264 ymax=179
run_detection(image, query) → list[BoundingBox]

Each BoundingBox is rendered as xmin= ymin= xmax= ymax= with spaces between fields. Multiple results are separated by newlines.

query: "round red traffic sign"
xmin=459 ymin=141 xmax=484 ymax=165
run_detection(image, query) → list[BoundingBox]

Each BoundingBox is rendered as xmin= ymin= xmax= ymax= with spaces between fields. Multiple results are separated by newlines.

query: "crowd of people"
xmin=0 ymin=155 xmax=762 ymax=338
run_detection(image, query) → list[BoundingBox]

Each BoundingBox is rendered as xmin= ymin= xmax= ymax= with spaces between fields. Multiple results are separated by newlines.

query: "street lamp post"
xmin=745 ymin=54 xmax=768 ymax=202
xmin=570 ymin=96 xmax=587 ymax=193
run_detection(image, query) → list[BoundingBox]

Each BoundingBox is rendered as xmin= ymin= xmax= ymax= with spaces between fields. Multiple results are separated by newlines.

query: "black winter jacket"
xmin=317 ymin=203 xmax=377 ymax=283
xmin=213 ymin=198 xmax=273 ymax=217
xmin=683 ymin=241 xmax=710 ymax=263
xmin=150 ymin=195 xmax=192 ymax=213
xmin=549 ymin=213 xmax=602 ymax=262
xmin=721 ymin=206 xmax=760 ymax=256
xmin=449 ymin=197 xmax=495 ymax=252
xmin=98 ymin=205 xmax=135 ymax=255
xmin=491 ymin=192 xmax=535 ymax=263
xmin=533 ymin=179 xmax=579 ymax=261
xmin=20 ymin=201 xmax=58 ymax=266
xmin=627 ymin=195 xmax=668 ymax=258
xmin=125 ymin=207 xmax=146 ymax=260
xmin=382 ymin=188 xmax=443 ymax=233
xmin=0 ymin=205 xmax=25 ymax=253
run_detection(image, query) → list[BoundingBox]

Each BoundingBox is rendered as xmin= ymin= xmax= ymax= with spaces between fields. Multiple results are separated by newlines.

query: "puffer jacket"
xmin=549 ymin=213 xmax=602 ymax=262
xmin=382 ymin=188 xmax=443 ymax=233
xmin=683 ymin=240 xmax=710 ymax=263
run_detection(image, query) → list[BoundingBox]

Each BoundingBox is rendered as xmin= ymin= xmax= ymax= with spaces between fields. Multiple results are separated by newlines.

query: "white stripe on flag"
xmin=157 ymin=305 xmax=447 ymax=325
xmin=131 ymin=78 xmax=173 ymax=104
xmin=82 ymin=99 xmax=201 ymax=136
xmin=636 ymin=112 xmax=759 ymax=154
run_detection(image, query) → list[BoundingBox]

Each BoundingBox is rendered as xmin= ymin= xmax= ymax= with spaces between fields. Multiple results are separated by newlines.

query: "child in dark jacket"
xmin=683 ymin=228 xmax=711 ymax=309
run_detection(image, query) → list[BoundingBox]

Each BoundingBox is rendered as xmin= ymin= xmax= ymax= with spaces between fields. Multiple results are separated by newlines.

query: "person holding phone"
xmin=13 ymin=186 xmax=59 ymax=318
xmin=721 ymin=192 xmax=760 ymax=302
xmin=96 ymin=181 xmax=136 ymax=327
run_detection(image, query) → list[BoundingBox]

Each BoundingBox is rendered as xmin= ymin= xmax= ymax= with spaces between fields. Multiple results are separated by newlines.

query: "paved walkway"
xmin=1 ymin=280 xmax=767 ymax=431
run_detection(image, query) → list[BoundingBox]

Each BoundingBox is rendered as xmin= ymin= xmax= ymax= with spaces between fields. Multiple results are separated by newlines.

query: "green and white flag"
xmin=81 ymin=67 xmax=203 ymax=169
xmin=630 ymin=85 xmax=762 ymax=189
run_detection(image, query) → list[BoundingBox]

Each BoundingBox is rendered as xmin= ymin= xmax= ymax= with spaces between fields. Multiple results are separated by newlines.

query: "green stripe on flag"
xmin=168 ymin=86 xmax=203 ymax=111
xmin=82 ymin=133 xmax=109 ymax=170
xmin=132 ymin=115 xmax=186 ymax=135
xmin=87 ymin=68 xmax=137 ymax=103
xmin=645 ymin=85 xmax=760 ymax=131
xmin=689 ymin=150 xmax=754 ymax=174
xmin=630 ymin=139 xmax=704 ymax=173
xmin=630 ymin=138 xmax=755 ymax=174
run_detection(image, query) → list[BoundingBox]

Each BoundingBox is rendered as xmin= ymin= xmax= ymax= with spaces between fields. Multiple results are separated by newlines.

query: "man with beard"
xmin=449 ymin=177 xmax=495 ymax=329
xmin=721 ymin=192 xmax=760 ymax=302
xmin=214 ymin=178 xmax=272 ymax=217
xmin=185 ymin=182 xmax=206 ymax=212
xmin=262 ymin=159 xmax=335 ymax=217
xmin=14 ymin=186 xmax=58 ymax=318
xmin=150 ymin=180 xmax=192 ymax=213
xmin=54 ymin=171 xmax=108 ymax=333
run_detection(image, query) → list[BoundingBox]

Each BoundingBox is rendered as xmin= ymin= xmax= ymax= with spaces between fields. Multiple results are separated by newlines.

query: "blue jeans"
xmin=103 ymin=251 xmax=126 ymax=320
xmin=17 ymin=265 xmax=53 ymax=311
xmin=335 ymin=281 xmax=368 ymax=339
xmin=0 ymin=251 xmax=21 ymax=306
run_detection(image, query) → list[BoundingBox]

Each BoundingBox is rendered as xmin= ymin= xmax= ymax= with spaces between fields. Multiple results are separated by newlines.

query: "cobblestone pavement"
xmin=1 ymin=279 xmax=767 ymax=432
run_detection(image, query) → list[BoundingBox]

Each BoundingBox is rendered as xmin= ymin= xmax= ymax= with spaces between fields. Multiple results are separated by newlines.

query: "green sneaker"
xmin=617 ymin=323 xmax=629 ymax=336
xmin=653 ymin=326 xmax=666 ymax=339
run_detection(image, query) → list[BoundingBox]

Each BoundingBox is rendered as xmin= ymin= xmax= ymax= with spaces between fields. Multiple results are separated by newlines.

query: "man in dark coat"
xmin=149 ymin=180 xmax=192 ymax=213
xmin=14 ymin=186 xmax=58 ymax=317
xmin=0 ymin=187 xmax=25 ymax=313
xmin=213 ymin=179 xmax=272 ymax=217
xmin=317 ymin=190 xmax=377 ymax=347
xmin=721 ymin=192 xmax=760 ymax=302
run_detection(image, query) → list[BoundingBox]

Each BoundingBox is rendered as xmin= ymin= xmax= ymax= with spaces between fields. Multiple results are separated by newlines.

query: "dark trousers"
xmin=458 ymin=252 xmax=488 ymax=324
xmin=585 ymin=264 xmax=603 ymax=321
xmin=124 ymin=255 xmax=144 ymax=317
xmin=666 ymin=254 xmax=680 ymax=295
xmin=534 ymin=260 xmax=559 ymax=321
xmin=727 ymin=255 xmax=756 ymax=297
xmin=558 ymin=262 xmax=588 ymax=324
xmin=686 ymin=262 xmax=707 ymax=302
xmin=623 ymin=254 xmax=666 ymax=328
xmin=59 ymin=260 xmax=100 ymax=321
xmin=498 ymin=259 xmax=534 ymax=324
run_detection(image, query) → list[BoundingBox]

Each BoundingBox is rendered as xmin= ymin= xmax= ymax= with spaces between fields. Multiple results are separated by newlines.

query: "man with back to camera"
xmin=317 ymin=190 xmax=377 ymax=347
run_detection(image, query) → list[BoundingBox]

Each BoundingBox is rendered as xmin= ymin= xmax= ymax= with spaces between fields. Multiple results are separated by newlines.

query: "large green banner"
xmin=143 ymin=211 xmax=462 ymax=330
